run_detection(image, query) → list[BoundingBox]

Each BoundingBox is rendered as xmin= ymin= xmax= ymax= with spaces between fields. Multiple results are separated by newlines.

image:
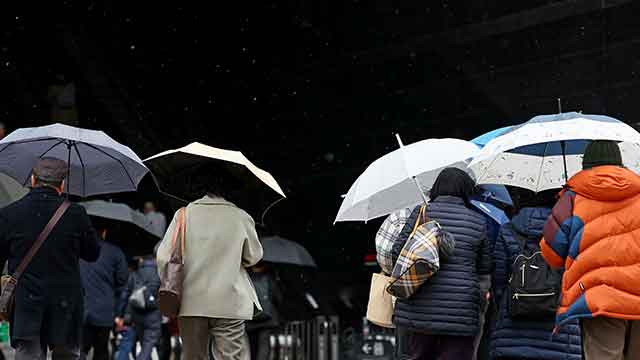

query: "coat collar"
xmin=192 ymin=194 xmax=236 ymax=207
xmin=29 ymin=186 xmax=62 ymax=197
xmin=431 ymin=195 xmax=465 ymax=205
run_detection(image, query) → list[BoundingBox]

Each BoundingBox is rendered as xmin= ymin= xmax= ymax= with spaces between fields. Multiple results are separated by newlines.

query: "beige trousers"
xmin=582 ymin=317 xmax=640 ymax=360
xmin=179 ymin=317 xmax=250 ymax=360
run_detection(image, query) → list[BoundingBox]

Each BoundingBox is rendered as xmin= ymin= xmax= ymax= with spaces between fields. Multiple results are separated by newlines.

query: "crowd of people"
xmin=0 ymin=136 xmax=638 ymax=360
xmin=376 ymin=140 xmax=639 ymax=360
xmin=0 ymin=157 xmax=286 ymax=360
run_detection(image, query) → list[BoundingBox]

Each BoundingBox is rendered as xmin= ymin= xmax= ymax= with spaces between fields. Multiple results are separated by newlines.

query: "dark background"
xmin=2 ymin=1 xmax=640 ymax=275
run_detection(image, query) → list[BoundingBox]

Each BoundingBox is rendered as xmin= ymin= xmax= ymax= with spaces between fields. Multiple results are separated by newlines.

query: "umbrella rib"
xmin=534 ymin=142 xmax=551 ymax=193
xmin=0 ymin=137 xmax=61 ymax=153
xmin=20 ymin=138 xmax=67 ymax=185
xmin=82 ymin=142 xmax=137 ymax=189
xmin=72 ymin=142 xmax=87 ymax=197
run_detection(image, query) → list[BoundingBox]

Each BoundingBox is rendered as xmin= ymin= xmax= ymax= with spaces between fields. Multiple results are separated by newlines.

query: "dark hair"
xmin=513 ymin=188 xmax=559 ymax=210
xmin=187 ymin=165 xmax=240 ymax=200
xmin=430 ymin=168 xmax=476 ymax=205
xmin=32 ymin=157 xmax=68 ymax=188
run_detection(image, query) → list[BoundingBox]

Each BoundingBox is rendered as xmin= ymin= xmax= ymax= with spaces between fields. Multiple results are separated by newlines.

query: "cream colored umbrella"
xmin=144 ymin=142 xmax=285 ymax=217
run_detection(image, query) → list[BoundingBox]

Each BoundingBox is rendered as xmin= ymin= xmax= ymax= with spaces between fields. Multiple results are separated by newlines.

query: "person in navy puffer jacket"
xmin=490 ymin=190 xmax=581 ymax=360
xmin=394 ymin=168 xmax=492 ymax=360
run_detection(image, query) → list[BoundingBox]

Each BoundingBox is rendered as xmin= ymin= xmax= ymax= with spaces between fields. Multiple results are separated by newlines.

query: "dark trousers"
xmin=249 ymin=328 xmax=274 ymax=360
xmin=14 ymin=338 xmax=80 ymax=360
xmin=80 ymin=325 xmax=111 ymax=360
xmin=157 ymin=323 xmax=172 ymax=360
xmin=396 ymin=327 xmax=474 ymax=360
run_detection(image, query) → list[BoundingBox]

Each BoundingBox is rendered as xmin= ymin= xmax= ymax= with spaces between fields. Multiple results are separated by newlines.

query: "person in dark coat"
xmin=79 ymin=224 xmax=129 ymax=360
xmin=394 ymin=168 xmax=491 ymax=360
xmin=0 ymin=158 xmax=100 ymax=359
xmin=247 ymin=262 xmax=284 ymax=360
xmin=117 ymin=256 xmax=162 ymax=360
xmin=490 ymin=190 xmax=581 ymax=360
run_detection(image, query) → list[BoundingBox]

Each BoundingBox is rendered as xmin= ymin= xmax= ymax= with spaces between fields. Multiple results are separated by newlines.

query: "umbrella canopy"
xmin=144 ymin=142 xmax=285 ymax=217
xmin=0 ymin=123 xmax=149 ymax=197
xmin=80 ymin=200 xmax=162 ymax=238
xmin=470 ymin=126 xmax=515 ymax=147
xmin=477 ymin=184 xmax=513 ymax=206
xmin=470 ymin=199 xmax=509 ymax=225
xmin=80 ymin=200 xmax=161 ymax=256
xmin=0 ymin=173 xmax=28 ymax=208
xmin=335 ymin=138 xmax=479 ymax=222
xmin=469 ymin=112 xmax=640 ymax=192
xmin=261 ymin=236 xmax=317 ymax=267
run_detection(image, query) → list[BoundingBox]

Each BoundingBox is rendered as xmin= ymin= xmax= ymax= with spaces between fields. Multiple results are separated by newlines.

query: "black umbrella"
xmin=80 ymin=200 xmax=162 ymax=256
xmin=261 ymin=236 xmax=317 ymax=268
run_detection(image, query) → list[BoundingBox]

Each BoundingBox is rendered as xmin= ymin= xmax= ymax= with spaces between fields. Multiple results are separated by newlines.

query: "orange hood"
xmin=566 ymin=166 xmax=640 ymax=201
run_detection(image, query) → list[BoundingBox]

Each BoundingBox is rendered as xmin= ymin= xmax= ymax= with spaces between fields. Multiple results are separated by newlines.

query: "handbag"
xmin=387 ymin=205 xmax=455 ymax=299
xmin=158 ymin=207 xmax=186 ymax=317
xmin=366 ymin=272 xmax=396 ymax=328
xmin=0 ymin=200 xmax=71 ymax=321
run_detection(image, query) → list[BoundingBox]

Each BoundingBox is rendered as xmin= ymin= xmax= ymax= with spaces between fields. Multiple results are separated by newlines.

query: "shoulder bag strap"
xmin=170 ymin=207 xmax=187 ymax=263
xmin=13 ymin=200 xmax=71 ymax=281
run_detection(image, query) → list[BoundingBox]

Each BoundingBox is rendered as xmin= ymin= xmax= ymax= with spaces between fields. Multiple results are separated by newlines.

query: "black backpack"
xmin=508 ymin=229 xmax=561 ymax=319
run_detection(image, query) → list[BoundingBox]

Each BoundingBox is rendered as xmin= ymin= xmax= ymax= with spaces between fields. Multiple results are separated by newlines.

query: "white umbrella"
xmin=0 ymin=123 xmax=149 ymax=197
xmin=335 ymin=138 xmax=479 ymax=222
xmin=469 ymin=112 xmax=640 ymax=192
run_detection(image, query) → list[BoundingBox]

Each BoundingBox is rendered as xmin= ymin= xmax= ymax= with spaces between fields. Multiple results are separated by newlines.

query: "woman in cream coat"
xmin=157 ymin=192 xmax=263 ymax=360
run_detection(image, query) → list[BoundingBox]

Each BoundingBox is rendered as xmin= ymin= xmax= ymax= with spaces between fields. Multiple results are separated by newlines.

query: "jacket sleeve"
xmin=476 ymin=221 xmax=493 ymax=275
xmin=242 ymin=214 xmax=263 ymax=268
xmin=156 ymin=210 xmax=179 ymax=276
xmin=0 ymin=213 xmax=8 ymax=270
xmin=540 ymin=191 xmax=576 ymax=269
xmin=492 ymin=226 xmax=510 ymax=304
xmin=78 ymin=206 xmax=100 ymax=262
xmin=118 ymin=274 xmax=134 ymax=318
xmin=114 ymin=247 xmax=129 ymax=291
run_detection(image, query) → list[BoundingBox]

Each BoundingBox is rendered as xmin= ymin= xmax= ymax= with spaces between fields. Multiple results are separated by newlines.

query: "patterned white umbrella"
xmin=469 ymin=112 xmax=640 ymax=192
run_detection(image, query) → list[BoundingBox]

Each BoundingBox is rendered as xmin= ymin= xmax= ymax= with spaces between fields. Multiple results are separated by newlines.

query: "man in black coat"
xmin=79 ymin=225 xmax=128 ymax=360
xmin=0 ymin=158 xmax=100 ymax=359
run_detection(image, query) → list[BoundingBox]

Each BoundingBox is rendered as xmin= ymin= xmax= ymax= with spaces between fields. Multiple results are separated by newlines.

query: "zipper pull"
xmin=521 ymin=264 xmax=525 ymax=287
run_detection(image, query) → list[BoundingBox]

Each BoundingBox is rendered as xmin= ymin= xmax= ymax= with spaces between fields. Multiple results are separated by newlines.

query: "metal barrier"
xmin=275 ymin=316 xmax=340 ymax=360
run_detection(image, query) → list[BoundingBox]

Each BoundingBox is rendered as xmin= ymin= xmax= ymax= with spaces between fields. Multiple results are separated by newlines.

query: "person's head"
xmin=144 ymin=201 xmax=156 ymax=214
xmin=188 ymin=167 xmax=238 ymax=201
xmin=516 ymin=189 xmax=559 ymax=210
xmin=582 ymin=140 xmax=623 ymax=170
xmin=31 ymin=157 xmax=68 ymax=194
xmin=430 ymin=167 xmax=477 ymax=205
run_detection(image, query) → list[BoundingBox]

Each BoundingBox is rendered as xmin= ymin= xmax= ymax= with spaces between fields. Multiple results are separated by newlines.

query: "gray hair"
xmin=32 ymin=157 xmax=68 ymax=187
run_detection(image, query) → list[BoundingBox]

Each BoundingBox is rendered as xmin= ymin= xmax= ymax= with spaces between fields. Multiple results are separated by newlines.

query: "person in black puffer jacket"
xmin=490 ymin=190 xmax=581 ymax=360
xmin=394 ymin=168 xmax=491 ymax=360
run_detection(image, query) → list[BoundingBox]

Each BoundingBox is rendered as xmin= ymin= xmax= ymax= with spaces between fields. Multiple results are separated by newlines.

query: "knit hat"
xmin=582 ymin=140 xmax=623 ymax=170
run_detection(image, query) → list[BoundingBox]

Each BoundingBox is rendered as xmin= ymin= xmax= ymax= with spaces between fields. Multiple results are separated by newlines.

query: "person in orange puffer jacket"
xmin=540 ymin=140 xmax=640 ymax=360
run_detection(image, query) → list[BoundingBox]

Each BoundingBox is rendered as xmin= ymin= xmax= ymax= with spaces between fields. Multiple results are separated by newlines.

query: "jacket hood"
xmin=511 ymin=207 xmax=551 ymax=238
xmin=567 ymin=166 xmax=640 ymax=201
